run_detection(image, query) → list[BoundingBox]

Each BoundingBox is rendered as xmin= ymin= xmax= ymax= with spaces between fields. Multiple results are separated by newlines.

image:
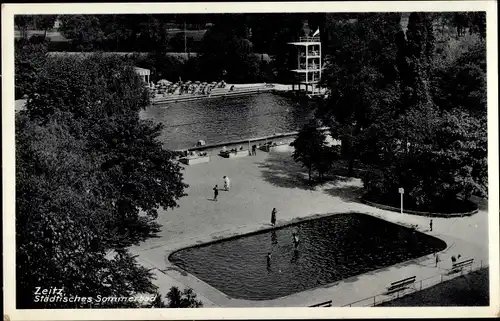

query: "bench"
xmin=451 ymin=258 xmax=474 ymax=273
xmin=309 ymin=300 xmax=332 ymax=307
xmin=179 ymin=155 xmax=210 ymax=165
xmin=386 ymin=276 xmax=416 ymax=294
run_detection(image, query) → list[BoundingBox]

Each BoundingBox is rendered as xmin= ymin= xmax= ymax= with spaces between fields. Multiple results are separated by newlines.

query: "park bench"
xmin=309 ymin=300 xmax=332 ymax=307
xmin=450 ymin=258 xmax=474 ymax=274
xmin=386 ymin=276 xmax=416 ymax=294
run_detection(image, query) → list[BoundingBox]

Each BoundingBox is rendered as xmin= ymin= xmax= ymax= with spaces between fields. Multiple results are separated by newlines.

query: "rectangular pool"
xmin=169 ymin=213 xmax=447 ymax=300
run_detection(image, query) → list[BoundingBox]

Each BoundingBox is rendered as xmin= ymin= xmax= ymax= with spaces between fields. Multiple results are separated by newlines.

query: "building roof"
xmin=134 ymin=67 xmax=150 ymax=76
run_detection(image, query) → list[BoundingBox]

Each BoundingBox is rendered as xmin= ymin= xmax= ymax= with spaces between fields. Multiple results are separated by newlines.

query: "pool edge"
xmin=165 ymin=211 xmax=448 ymax=304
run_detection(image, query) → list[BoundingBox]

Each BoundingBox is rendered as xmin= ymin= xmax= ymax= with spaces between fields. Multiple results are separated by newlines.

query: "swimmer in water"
xmin=267 ymin=252 xmax=272 ymax=265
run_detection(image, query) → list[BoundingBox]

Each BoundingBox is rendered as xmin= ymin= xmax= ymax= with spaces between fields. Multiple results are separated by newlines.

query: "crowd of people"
xmin=148 ymin=79 xmax=227 ymax=98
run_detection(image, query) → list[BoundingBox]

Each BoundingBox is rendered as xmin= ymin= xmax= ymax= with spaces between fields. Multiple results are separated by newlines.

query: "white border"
xmin=2 ymin=1 xmax=499 ymax=320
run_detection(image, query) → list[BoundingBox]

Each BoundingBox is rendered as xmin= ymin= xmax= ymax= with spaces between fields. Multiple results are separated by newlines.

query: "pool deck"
xmin=129 ymin=146 xmax=489 ymax=307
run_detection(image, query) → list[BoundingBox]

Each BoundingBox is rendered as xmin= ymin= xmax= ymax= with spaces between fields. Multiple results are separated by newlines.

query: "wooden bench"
xmin=386 ymin=276 xmax=416 ymax=294
xmin=309 ymin=300 xmax=332 ymax=307
xmin=451 ymin=258 xmax=474 ymax=273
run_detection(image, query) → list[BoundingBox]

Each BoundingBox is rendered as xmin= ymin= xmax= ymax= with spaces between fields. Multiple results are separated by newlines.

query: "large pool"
xmin=169 ymin=213 xmax=447 ymax=300
xmin=140 ymin=93 xmax=315 ymax=150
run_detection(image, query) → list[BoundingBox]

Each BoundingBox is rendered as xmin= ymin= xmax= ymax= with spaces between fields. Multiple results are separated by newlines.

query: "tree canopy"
xmin=315 ymin=12 xmax=487 ymax=209
xmin=16 ymin=51 xmax=188 ymax=307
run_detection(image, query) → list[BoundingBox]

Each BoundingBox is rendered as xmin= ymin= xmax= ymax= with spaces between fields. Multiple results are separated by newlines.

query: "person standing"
xmin=213 ymin=185 xmax=219 ymax=201
xmin=252 ymin=145 xmax=257 ymax=156
xmin=435 ymin=253 xmax=440 ymax=267
xmin=271 ymin=208 xmax=277 ymax=227
xmin=292 ymin=232 xmax=300 ymax=249
xmin=430 ymin=219 xmax=433 ymax=232
xmin=223 ymin=176 xmax=230 ymax=191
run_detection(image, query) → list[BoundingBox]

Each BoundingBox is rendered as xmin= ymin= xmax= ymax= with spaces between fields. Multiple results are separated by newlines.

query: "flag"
xmin=312 ymin=28 xmax=320 ymax=37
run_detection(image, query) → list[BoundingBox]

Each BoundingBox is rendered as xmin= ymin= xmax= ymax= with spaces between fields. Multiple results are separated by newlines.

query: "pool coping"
xmin=164 ymin=211 xmax=449 ymax=305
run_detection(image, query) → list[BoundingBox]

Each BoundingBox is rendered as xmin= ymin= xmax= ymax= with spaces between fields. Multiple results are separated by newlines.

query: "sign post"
xmin=398 ymin=188 xmax=404 ymax=214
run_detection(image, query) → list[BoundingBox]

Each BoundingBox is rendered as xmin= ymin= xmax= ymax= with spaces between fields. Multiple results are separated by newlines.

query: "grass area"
xmin=377 ymin=268 xmax=489 ymax=307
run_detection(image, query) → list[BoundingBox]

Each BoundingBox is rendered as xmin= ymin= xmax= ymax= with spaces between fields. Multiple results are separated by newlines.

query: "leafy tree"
xmin=15 ymin=15 xmax=34 ymax=39
xmin=317 ymin=13 xmax=402 ymax=176
xmin=17 ymin=53 xmax=188 ymax=307
xmin=33 ymin=15 xmax=58 ymax=40
xmin=166 ymin=287 xmax=203 ymax=308
xmin=433 ymin=40 xmax=486 ymax=117
xmin=58 ymin=15 xmax=106 ymax=51
xmin=97 ymin=15 xmax=134 ymax=51
xmin=360 ymin=107 xmax=486 ymax=207
xmin=15 ymin=35 xmax=49 ymax=99
xmin=26 ymin=54 xmax=187 ymax=246
xmin=291 ymin=120 xmax=331 ymax=182
xmin=316 ymin=12 xmax=486 ymax=209
xmin=15 ymin=114 xmax=157 ymax=308
xmin=396 ymin=12 xmax=435 ymax=111
xmin=149 ymin=291 xmax=167 ymax=308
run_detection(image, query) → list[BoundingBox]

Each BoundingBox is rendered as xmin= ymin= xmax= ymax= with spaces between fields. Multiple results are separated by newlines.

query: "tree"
xmin=360 ymin=107 xmax=486 ymax=207
xmin=290 ymin=120 xmax=331 ymax=182
xmin=149 ymin=291 xmax=167 ymax=308
xmin=15 ymin=114 xmax=157 ymax=308
xmin=166 ymin=287 xmax=203 ymax=308
xmin=15 ymin=35 xmax=48 ymax=99
xmin=432 ymin=40 xmax=486 ymax=117
xmin=17 ymin=54 xmax=188 ymax=307
xmin=317 ymin=13 xmax=402 ymax=176
xmin=33 ymin=15 xmax=58 ymax=40
xmin=26 ymin=54 xmax=187 ymax=246
xmin=58 ymin=15 xmax=106 ymax=51
xmin=396 ymin=12 xmax=435 ymax=111
xmin=15 ymin=15 xmax=34 ymax=39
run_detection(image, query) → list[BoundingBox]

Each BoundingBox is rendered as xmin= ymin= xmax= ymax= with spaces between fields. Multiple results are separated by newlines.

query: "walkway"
xmin=129 ymin=146 xmax=489 ymax=307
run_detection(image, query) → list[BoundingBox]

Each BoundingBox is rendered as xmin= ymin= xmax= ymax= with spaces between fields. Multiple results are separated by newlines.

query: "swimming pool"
xmin=169 ymin=213 xmax=447 ymax=300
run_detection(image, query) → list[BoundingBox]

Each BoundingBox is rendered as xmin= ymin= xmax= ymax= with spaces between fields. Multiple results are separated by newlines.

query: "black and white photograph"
xmin=2 ymin=1 xmax=498 ymax=320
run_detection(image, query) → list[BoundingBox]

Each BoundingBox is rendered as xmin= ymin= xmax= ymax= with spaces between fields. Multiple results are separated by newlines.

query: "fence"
xmin=338 ymin=259 xmax=487 ymax=307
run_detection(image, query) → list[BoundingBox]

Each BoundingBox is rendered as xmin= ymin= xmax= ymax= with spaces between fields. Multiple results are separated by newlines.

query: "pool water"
xmin=140 ymin=93 xmax=315 ymax=150
xmin=169 ymin=213 xmax=447 ymax=300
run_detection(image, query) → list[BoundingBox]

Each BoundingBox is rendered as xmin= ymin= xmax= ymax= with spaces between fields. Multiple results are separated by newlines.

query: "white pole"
xmin=400 ymin=192 xmax=403 ymax=214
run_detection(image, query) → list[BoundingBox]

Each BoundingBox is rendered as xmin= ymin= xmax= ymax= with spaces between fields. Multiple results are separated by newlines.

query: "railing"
xmin=338 ymin=259 xmax=487 ymax=307
xmin=299 ymin=36 xmax=321 ymax=42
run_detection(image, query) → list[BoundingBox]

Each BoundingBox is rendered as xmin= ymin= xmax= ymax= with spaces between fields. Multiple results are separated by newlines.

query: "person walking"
xmin=271 ymin=208 xmax=277 ymax=227
xmin=435 ymin=253 xmax=440 ymax=267
xmin=430 ymin=219 xmax=433 ymax=232
xmin=223 ymin=176 xmax=230 ymax=191
xmin=213 ymin=185 xmax=219 ymax=201
xmin=252 ymin=145 xmax=257 ymax=156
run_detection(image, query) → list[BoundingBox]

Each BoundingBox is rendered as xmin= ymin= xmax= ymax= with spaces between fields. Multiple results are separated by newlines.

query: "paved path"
xmin=129 ymin=146 xmax=489 ymax=307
